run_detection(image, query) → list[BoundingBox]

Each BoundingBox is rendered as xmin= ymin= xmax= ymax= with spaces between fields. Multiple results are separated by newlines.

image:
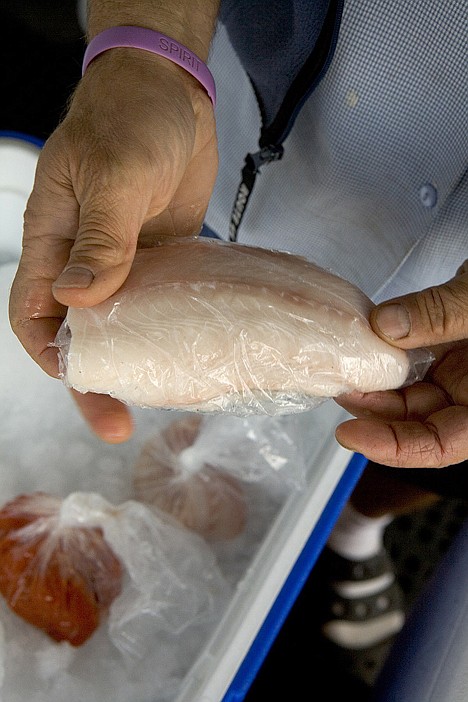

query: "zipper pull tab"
xmin=229 ymin=145 xmax=284 ymax=242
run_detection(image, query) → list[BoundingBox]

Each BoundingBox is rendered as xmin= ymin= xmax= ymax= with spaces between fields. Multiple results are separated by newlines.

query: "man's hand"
xmin=8 ymin=49 xmax=218 ymax=442
xmin=335 ymin=261 xmax=468 ymax=468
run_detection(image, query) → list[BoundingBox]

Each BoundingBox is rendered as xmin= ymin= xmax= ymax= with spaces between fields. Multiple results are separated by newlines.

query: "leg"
xmin=315 ymin=459 xmax=468 ymax=686
xmin=349 ymin=461 xmax=440 ymax=518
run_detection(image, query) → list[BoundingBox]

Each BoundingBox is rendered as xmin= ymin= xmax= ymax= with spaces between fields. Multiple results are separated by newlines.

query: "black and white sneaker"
xmin=314 ymin=547 xmax=405 ymax=686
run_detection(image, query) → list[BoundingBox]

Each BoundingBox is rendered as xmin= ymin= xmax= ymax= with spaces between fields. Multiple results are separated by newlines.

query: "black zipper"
xmin=229 ymin=144 xmax=284 ymax=241
xmin=229 ymin=0 xmax=345 ymax=242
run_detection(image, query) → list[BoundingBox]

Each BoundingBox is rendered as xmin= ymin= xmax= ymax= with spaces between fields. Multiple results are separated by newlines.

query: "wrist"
xmin=87 ymin=1 xmax=220 ymax=61
xmin=75 ymin=48 xmax=202 ymax=116
xmin=82 ymin=27 xmax=216 ymax=106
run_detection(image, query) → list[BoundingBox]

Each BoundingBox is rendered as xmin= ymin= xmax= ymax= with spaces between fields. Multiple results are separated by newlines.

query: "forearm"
xmin=87 ymin=0 xmax=221 ymax=60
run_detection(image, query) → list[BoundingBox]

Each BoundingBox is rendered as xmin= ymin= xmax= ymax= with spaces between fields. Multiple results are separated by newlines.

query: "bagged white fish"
xmin=133 ymin=412 xmax=307 ymax=540
xmin=133 ymin=414 xmax=248 ymax=541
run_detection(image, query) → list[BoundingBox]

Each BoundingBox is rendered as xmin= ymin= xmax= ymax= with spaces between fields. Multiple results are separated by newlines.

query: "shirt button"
xmin=419 ymin=183 xmax=438 ymax=208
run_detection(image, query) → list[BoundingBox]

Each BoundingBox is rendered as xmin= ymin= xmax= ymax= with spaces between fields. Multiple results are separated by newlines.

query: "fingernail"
xmin=54 ymin=266 xmax=94 ymax=289
xmin=374 ymin=303 xmax=411 ymax=340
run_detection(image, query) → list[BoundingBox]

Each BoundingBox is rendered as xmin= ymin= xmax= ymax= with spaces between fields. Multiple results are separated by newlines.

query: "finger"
xmin=335 ymin=381 xmax=450 ymax=421
xmin=9 ymin=155 xmax=79 ymax=375
xmin=51 ymin=181 xmax=152 ymax=308
xmin=70 ymin=390 xmax=134 ymax=443
xmin=429 ymin=341 xmax=468 ymax=406
xmin=370 ymin=260 xmax=468 ymax=348
xmin=8 ymin=309 xmax=65 ymax=378
xmin=335 ymin=406 xmax=468 ymax=468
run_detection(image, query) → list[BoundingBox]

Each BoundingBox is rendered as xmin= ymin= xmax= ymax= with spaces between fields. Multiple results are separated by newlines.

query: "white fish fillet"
xmin=59 ymin=238 xmax=411 ymax=414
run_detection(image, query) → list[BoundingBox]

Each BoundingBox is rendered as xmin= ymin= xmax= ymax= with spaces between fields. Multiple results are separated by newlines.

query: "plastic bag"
xmin=0 ymin=492 xmax=123 ymax=646
xmin=0 ymin=491 xmax=231 ymax=700
xmin=134 ymin=414 xmax=247 ymax=541
xmin=133 ymin=412 xmax=306 ymax=540
xmin=0 ymin=492 xmax=230 ymax=659
xmin=56 ymin=238 xmax=433 ymax=415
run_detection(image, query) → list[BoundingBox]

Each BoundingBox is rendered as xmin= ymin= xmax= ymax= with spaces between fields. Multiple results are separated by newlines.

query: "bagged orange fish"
xmin=0 ymin=492 xmax=123 ymax=646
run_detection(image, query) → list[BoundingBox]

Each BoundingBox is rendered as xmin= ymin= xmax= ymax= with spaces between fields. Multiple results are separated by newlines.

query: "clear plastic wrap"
xmin=133 ymin=413 xmax=307 ymax=540
xmin=56 ymin=238 xmax=433 ymax=414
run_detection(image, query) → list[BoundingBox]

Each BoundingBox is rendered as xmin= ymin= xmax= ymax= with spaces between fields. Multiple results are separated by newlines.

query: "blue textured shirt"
xmin=207 ymin=0 xmax=467 ymax=300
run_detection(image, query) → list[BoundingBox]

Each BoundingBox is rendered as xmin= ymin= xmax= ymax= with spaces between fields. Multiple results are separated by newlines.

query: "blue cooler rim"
xmin=0 ymin=130 xmax=44 ymax=148
xmin=222 ymin=451 xmax=368 ymax=702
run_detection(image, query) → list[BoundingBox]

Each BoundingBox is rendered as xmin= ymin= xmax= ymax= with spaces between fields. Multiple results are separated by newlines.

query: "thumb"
xmin=370 ymin=260 xmax=468 ymax=348
xmin=52 ymin=187 xmax=149 ymax=308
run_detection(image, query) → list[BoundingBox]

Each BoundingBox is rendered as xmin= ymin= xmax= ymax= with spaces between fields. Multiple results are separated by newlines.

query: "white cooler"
xmin=0 ymin=133 xmax=366 ymax=702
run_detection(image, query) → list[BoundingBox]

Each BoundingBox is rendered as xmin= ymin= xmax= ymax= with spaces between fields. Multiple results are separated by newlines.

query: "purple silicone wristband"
xmin=82 ymin=26 xmax=216 ymax=107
